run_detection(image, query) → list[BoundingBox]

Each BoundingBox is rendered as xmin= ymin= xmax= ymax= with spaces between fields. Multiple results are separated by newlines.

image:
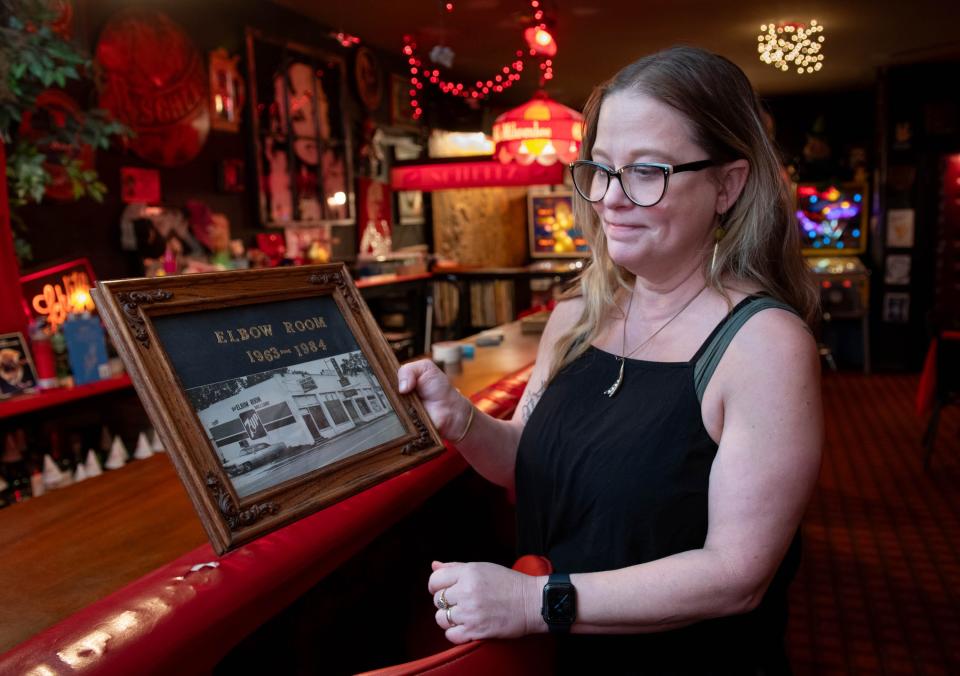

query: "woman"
xmin=398 ymin=47 xmax=823 ymax=674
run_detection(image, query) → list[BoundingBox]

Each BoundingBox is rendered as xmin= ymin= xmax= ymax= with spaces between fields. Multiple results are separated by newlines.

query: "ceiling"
xmin=275 ymin=0 xmax=960 ymax=109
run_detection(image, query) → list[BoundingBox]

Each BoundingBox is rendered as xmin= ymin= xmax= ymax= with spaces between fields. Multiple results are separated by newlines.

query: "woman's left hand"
xmin=428 ymin=560 xmax=541 ymax=644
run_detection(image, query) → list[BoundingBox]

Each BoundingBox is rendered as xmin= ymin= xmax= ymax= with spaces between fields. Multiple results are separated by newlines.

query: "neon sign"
xmin=20 ymin=259 xmax=97 ymax=332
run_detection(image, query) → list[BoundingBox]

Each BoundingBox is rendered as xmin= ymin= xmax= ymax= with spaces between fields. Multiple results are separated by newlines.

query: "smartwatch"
xmin=541 ymin=572 xmax=577 ymax=633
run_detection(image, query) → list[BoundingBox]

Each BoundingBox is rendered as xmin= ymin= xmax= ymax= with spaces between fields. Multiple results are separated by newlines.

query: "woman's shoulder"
xmin=541 ymin=295 xmax=586 ymax=340
xmin=725 ymin=293 xmax=816 ymax=370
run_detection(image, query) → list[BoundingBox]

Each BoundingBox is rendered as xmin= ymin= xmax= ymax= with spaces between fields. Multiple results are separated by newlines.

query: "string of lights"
xmin=403 ymin=0 xmax=556 ymax=120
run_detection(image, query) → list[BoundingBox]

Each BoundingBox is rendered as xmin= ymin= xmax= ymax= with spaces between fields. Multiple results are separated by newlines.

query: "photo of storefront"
xmin=191 ymin=349 xmax=402 ymax=497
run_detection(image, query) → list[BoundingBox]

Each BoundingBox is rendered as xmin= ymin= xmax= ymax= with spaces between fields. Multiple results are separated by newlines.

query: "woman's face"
xmin=590 ymin=92 xmax=721 ymax=277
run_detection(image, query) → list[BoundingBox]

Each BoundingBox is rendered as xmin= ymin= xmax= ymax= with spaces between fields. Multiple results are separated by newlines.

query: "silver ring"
xmin=437 ymin=588 xmax=449 ymax=610
xmin=445 ymin=606 xmax=456 ymax=626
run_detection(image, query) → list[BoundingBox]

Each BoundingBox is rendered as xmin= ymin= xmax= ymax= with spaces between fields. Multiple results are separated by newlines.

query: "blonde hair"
xmin=549 ymin=46 xmax=819 ymax=383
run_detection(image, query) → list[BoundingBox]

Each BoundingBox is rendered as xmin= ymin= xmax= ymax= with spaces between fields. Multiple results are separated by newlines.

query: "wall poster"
xmin=246 ymin=29 xmax=355 ymax=227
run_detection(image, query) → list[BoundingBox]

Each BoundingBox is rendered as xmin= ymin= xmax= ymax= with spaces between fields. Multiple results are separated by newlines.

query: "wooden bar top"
xmin=0 ymin=320 xmax=542 ymax=653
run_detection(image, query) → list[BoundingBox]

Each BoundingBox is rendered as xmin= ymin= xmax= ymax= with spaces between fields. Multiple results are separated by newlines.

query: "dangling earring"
xmin=710 ymin=225 xmax=725 ymax=275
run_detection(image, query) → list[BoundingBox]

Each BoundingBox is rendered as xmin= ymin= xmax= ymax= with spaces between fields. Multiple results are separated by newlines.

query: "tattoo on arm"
xmin=520 ymin=380 xmax=546 ymax=423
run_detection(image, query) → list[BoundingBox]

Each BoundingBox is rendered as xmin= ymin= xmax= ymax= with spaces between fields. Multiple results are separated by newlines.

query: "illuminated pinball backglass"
xmin=796 ymin=183 xmax=868 ymax=254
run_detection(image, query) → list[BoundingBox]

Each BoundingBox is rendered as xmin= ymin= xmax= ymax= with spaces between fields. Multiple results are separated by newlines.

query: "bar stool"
xmin=919 ymin=330 xmax=960 ymax=469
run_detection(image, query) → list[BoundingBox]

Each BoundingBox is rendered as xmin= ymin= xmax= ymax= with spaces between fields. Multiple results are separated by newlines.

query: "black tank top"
xmin=515 ymin=295 xmax=802 ymax=675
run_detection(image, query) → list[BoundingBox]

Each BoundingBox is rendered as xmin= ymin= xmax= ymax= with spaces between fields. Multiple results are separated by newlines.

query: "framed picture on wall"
xmin=0 ymin=332 xmax=39 ymax=397
xmin=397 ymin=190 xmax=424 ymax=226
xmin=390 ymin=74 xmax=419 ymax=131
xmin=246 ymin=29 xmax=356 ymax=227
xmin=528 ymin=191 xmax=588 ymax=258
xmin=92 ymin=264 xmax=442 ymax=554
xmin=209 ymin=48 xmax=245 ymax=133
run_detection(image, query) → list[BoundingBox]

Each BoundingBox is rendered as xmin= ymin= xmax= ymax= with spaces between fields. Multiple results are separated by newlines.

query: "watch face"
xmin=544 ymin=584 xmax=576 ymax=623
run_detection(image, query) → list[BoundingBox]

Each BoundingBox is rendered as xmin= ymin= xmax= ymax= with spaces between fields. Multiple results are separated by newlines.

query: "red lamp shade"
xmin=492 ymin=92 xmax=583 ymax=166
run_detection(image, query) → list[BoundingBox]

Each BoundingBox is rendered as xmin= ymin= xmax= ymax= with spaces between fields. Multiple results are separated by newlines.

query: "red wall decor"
xmin=390 ymin=159 xmax=564 ymax=191
xmin=358 ymin=178 xmax=392 ymax=257
xmin=120 ymin=167 xmax=161 ymax=204
xmin=0 ymin=143 xmax=28 ymax=336
xmin=18 ymin=91 xmax=95 ymax=201
xmin=96 ymin=9 xmax=210 ymax=167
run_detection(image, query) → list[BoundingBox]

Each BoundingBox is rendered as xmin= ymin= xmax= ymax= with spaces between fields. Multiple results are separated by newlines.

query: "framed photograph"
xmin=882 ymin=292 xmax=911 ymax=324
xmin=397 ymin=190 xmax=424 ymax=226
xmin=246 ymin=29 xmax=356 ymax=227
xmin=886 ymin=208 xmax=915 ymax=248
xmin=0 ymin=332 xmax=39 ymax=397
xmin=884 ymin=254 xmax=912 ymax=285
xmin=92 ymin=264 xmax=443 ymax=554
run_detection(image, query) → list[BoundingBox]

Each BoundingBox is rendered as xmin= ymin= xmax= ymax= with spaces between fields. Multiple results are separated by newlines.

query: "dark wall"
xmin=763 ymin=88 xmax=876 ymax=181
xmin=873 ymin=61 xmax=960 ymax=370
xmin=16 ymin=0 xmax=419 ymax=281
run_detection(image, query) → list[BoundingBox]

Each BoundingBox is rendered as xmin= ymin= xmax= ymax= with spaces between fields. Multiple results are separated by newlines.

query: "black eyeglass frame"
xmin=568 ymin=159 xmax=714 ymax=207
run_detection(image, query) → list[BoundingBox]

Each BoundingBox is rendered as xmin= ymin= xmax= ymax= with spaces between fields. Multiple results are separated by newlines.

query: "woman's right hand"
xmin=398 ymin=359 xmax=472 ymax=441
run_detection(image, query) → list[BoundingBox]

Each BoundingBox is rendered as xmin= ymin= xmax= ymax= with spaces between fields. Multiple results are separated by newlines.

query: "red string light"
xmin=401 ymin=1 xmax=554 ymax=120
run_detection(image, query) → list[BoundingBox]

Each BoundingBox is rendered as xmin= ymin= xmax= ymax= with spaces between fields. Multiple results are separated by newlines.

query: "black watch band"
xmin=541 ymin=572 xmax=577 ymax=634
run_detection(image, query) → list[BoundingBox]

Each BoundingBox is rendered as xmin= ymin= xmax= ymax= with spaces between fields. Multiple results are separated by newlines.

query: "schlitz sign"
xmin=390 ymin=159 xmax=564 ymax=191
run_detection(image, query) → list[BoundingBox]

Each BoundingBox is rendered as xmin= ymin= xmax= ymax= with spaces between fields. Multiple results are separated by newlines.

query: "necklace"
xmin=603 ymin=284 xmax=708 ymax=397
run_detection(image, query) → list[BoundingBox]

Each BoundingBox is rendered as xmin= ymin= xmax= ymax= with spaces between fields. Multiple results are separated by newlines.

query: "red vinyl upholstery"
xmin=0 ymin=365 xmax=535 ymax=675
xmin=356 ymin=555 xmax=554 ymax=676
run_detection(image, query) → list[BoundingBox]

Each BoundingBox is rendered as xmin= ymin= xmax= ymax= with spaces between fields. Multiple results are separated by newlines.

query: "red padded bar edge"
xmin=0 ymin=366 xmax=533 ymax=675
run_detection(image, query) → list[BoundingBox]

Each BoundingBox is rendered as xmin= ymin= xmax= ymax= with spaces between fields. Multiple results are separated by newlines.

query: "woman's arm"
xmin=398 ymin=297 xmax=583 ymax=491
xmin=429 ymin=308 xmax=823 ymax=642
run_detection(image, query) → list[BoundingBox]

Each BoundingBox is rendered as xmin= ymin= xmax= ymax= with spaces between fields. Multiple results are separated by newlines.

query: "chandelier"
xmin=757 ymin=20 xmax=825 ymax=74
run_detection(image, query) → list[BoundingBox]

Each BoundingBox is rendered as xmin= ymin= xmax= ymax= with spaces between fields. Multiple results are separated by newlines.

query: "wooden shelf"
xmin=0 ymin=375 xmax=133 ymax=420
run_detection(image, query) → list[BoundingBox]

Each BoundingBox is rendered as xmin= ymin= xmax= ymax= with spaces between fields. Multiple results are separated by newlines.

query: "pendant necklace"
xmin=604 ymin=284 xmax=708 ymax=397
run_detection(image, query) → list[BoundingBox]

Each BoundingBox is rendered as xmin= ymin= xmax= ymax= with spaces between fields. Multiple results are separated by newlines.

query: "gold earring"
xmin=710 ymin=226 xmax=725 ymax=275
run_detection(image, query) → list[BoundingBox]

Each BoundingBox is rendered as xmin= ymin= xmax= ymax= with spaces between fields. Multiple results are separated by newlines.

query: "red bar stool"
xmin=919 ymin=330 xmax=960 ymax=469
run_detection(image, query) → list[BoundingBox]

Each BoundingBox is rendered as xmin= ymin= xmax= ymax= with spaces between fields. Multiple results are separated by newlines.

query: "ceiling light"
xmin=757 ymin=20 xmax=825 ymax=74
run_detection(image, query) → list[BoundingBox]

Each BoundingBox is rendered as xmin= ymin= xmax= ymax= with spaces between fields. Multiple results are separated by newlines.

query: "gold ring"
xmin=445 ymin=606 xmax=456 ymax=626
xmin=437 ymin=589 xmax=449 ymax=610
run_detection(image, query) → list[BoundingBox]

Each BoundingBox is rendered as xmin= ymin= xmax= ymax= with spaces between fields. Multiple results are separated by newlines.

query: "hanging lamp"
xmin=492 ymin=91 xmax=583 ymax=166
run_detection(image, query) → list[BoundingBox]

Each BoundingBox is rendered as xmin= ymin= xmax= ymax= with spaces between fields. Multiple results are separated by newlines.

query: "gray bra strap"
xmin=693 ymin=297 xmax=799 ymax=402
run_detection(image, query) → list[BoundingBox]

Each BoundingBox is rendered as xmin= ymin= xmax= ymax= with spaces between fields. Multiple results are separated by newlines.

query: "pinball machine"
xmin=796 ymin=182 xmax=871 ymax=372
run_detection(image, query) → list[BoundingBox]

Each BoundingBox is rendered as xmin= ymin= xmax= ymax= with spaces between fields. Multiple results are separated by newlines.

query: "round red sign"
xmin=96 ymin=9 xmax=210 ymax=167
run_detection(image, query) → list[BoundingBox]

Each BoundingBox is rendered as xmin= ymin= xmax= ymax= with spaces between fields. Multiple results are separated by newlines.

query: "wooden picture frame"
xmin=92 ymin=264 xmax=443 ymax=554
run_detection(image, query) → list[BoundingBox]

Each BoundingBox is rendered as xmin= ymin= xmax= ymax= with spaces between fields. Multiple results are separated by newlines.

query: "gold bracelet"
xmin=452 ymin=405 xmax=476 ymax=444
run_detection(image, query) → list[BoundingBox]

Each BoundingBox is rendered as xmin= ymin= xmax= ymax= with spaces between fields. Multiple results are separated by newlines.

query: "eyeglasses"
xmin=569 ymin=159 xmax=714 ymax=207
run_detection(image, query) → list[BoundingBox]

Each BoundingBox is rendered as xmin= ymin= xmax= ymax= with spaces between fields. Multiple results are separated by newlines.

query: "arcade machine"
xmin=796 ymin=182 xmax=871 ymax=372
xmin=525 ymin=189 xmax=587 ymax=322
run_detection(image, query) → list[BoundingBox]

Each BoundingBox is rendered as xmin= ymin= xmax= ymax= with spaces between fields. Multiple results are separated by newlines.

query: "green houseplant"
xmin=1 ymin=0 xmax=128 ymax=262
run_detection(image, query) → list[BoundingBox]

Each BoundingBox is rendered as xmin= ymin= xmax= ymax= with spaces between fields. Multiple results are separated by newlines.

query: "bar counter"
xmin=0 ymin=320 xmax=541 ymax=667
